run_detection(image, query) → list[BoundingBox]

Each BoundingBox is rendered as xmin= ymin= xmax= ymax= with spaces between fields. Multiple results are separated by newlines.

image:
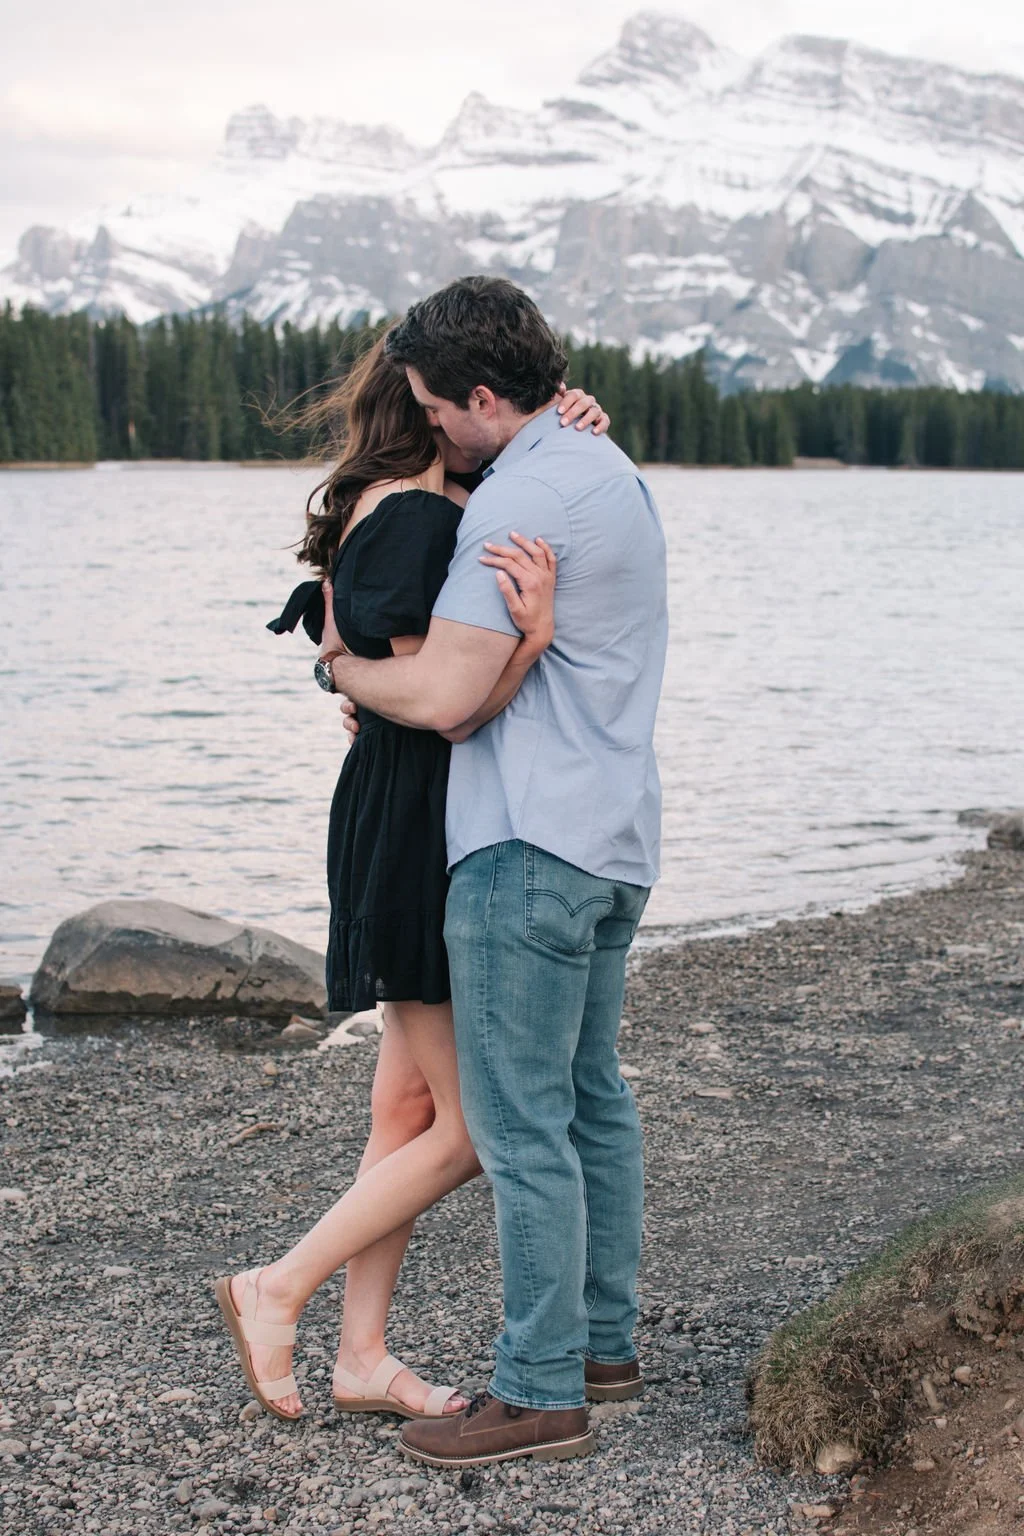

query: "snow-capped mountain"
xmin=6 ymin=11 xmax=1024 ymax=391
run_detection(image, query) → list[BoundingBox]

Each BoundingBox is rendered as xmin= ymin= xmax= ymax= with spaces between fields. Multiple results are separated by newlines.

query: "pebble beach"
xmin=2 ymin=847 xmax=1023 ymax=1535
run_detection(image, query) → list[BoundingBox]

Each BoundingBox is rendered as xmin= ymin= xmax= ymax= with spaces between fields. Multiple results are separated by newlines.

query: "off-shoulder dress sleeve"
xmin=346 ymin=493 xmax=459 ymax=639
xmin=266 ymin=579 xmax=324 ymax=644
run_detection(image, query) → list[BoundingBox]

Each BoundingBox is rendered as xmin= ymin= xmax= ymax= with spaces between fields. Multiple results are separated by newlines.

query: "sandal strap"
xmin=332 ymin=1354 xmax=405 ymax=1399
xmin=423 ymin=1384 xmax=460 ymax=1417
xmin=241 ymin=1317 xmax=296 ymax=1348
xmin=239 ymin=1272 xmax=263 ymax=1320
xmin=236 ymin=1270 xmax=296 ymax=1347
xmin=366 ymin=1353 xmax=407 ymax=1400
xmin=258 ymin=1372 xmax=298 ymax=1402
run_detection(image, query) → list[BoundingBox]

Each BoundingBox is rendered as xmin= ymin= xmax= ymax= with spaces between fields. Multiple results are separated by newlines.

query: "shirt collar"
xmin=481 ymin=404 xmax=562 ymax=478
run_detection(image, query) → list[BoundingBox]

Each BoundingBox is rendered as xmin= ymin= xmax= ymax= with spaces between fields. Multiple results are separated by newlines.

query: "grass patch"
xmin=747 ymin=1174 xmax=1024 ymax=1469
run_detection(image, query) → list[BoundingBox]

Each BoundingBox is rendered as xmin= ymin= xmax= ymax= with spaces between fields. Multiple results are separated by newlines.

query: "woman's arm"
xmin=438 ymin=533 xmax=556 ymax=744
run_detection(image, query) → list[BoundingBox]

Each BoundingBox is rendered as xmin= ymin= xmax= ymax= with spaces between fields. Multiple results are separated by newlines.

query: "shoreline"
xmin=0 ymin=831 xmax=982 ymax=1023
xmin=3 ymin=847 xmax=1023 ymax=1533
xmin=5 ymin=458 xmax=1024 ymax=474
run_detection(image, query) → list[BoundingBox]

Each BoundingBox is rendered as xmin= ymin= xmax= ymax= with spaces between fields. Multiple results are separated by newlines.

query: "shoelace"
xmin=464 ymin=1392 xmax=522 ymax=1420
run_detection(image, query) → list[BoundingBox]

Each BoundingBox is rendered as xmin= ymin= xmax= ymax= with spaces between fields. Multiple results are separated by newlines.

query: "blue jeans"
xmin=444 ymin=840 xmax=649 ymax=1410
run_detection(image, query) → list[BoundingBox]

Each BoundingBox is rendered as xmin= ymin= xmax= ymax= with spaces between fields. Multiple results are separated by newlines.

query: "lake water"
xmin=1 ymin=463 xmax=1022 ymax=998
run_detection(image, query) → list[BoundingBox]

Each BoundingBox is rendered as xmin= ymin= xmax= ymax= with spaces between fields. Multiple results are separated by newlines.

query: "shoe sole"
xmin=400 ymin=1429 xmax=596 ymax=1469
xmin=585 ymin=1377 xmax=644 ymax=1402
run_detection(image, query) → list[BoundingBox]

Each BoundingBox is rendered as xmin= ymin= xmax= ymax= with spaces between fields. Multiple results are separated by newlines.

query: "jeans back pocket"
xmin=523 ymin=844 xmax=614 ymax=956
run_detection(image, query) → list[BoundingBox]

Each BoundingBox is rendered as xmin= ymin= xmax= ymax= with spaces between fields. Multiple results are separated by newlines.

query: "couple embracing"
xmin=217 ymin=276 xmax=668 ymax=1469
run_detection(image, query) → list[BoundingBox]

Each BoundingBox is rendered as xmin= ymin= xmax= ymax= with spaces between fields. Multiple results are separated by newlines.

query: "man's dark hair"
xmin=385 ymin=276 xmax=568 ymax=415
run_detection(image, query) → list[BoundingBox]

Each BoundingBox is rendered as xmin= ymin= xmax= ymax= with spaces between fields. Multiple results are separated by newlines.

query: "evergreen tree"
xmin=720 ymin=394 xmax=752 ymax=466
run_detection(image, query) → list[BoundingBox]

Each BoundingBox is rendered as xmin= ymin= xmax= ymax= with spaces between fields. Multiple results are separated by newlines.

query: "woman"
xmin=216 ymin=335 xmax=608 ymax=1422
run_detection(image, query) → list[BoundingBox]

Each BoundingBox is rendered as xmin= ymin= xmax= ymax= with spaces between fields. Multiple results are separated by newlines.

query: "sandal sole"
xmin=400 ymin=1430 xmax=596 ymax=1468
xmin=214 ymin=1276 xmax=302 ymax=1423
xmin=333 ymin=1396 xmax=432 ymax=1422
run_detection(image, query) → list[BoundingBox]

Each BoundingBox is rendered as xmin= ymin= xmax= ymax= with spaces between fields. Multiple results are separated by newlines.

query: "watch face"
xmin=314 ymin=657 xmax=334 ymax=693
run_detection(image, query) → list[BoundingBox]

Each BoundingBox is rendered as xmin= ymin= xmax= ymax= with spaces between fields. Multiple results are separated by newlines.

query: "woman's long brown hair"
xmin=296 ymin=333 xmax=437 ymax=575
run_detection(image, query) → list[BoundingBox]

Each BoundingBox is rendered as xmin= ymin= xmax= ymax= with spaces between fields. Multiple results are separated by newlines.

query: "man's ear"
xmin=469 ymin=385 xmax=499 ymax=418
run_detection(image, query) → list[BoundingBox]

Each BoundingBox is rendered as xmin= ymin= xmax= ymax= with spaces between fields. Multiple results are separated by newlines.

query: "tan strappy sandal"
xmin=332 ymin=1353 xmax=462 ymax=1421
xmin=215 ymin=1269 xmax=302 ymax=1421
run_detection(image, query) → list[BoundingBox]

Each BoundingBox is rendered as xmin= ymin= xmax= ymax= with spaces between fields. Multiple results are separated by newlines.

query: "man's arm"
xmin=439 ymin=637 xmax=542 ymax=744
xmin=329 ymin=617 xmax=518 ymax=734
xmin=438 ymin=533 xmax=557 ymax=742
xmin=331 ymin=473 xmax=568 ymax=733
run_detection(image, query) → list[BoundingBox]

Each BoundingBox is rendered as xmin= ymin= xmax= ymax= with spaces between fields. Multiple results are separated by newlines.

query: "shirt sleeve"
xmin=432 ymin=473 xmax=571 ymax=636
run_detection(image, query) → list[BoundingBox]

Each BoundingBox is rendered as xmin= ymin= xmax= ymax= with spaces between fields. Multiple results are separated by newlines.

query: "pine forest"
xmin=2 ymin=305 xmax=1023 ymax=470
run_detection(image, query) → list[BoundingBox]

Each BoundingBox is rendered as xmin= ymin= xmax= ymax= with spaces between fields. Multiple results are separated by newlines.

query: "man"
xmin=325 ymin=276 xmax=667 ymax=1467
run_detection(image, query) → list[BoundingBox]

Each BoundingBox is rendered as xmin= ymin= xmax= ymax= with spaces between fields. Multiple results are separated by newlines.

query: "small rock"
xmin=280 ymin=1017 xmax=320 ymax=1042
xmin=953 ymin=1365 xmax=973 ymax=1384
xmin=0 ymin=1439 xmax=28 ymax=1457
xmin=263 ymin=1060 xmax=280 ymax=1076
xmin=693 ymin=1086 xmax=734 ymax=1100
xmin=1012 ymin=1412 xmax=1024 ymax=1440
xmin=690 ymin=1021 xmax=715 ymax=1035
xmin=0 ymin=982 xmax=27 ymax=1023
xmin=619 ymin=1064 xmax=642 ymax=1079
xmin=912 ymin=1457 xmax=936 ymax=1473
xmin=934 ymin=1417 xmax=948 ymax=1430
xmin=175 ymin=1479 xmax=193 ymax=1505
xmin=589 ymin=1399 xmax=641 ymax=1422
xmin=195 ymin=1498 xmax=232 ymax=1521
xmin=239 ymin=1400 xmax=262 ymax=1422
xmin=921 ymin=1376 xmax=943 ymax=1412
xmin=156 ymin=1387 xmax=197 ymax=1404
xmin=345 ymin=1007 xmax=382 ymax=1037
xmin=102 ymin=1265 xmax=135 ymax=1278
xmin=0 ymin=1188 xmax=27 ymax=1204
xmin=796 ymin=1506 xmax=836 ymax=1523
xmin=814 ymin=1441 xmax=858 ymax=1475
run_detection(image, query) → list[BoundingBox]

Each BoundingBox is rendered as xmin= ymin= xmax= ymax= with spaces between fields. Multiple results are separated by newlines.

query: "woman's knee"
xmin=370 ymin=1073 xmax=435 ymax=1141
xmin=433 ymin=1120 xmax=483 ymax=1183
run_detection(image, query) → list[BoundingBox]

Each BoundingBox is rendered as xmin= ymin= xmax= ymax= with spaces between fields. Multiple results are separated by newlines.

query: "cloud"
xmin=2 ymin=0 xmax=1024 ymax=253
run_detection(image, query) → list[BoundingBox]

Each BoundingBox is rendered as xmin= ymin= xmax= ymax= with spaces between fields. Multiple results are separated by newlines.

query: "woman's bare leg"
xmin=333 ymin=1016 xmax=469 ymax=1412
xmin=229 ymin=1000 xmax=480 ymax=1416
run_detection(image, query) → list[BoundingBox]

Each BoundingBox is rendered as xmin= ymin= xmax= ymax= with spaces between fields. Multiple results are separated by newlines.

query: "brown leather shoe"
xmin=400 ymin=1392 xmax=595 ymax=1468
xmin=584 ymin=1358 xmax=644 ymax=1402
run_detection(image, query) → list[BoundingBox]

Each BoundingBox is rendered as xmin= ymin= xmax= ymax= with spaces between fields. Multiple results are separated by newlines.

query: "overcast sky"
xmin=3 ymin=0 xmax=1024 ymax=255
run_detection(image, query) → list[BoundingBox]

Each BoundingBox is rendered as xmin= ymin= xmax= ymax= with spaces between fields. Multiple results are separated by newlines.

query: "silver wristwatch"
xmin=314 ymin=651 xmax=344 ymax=693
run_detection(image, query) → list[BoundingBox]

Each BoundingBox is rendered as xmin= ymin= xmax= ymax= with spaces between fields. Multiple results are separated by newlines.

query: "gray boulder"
xmin=988 ymin=814 xmax=1024 ymax=852
xmin=0 ymin=982 xmax=27 ymax=1024
xmin=30 ymin=899 xmax=326 ymax=1017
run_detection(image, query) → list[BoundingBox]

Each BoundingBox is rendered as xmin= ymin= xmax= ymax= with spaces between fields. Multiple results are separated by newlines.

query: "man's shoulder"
xmin=507 ymin=428 xmax=641 ymax=499
xmin=465 ymin=467 xmax=566 ymax=515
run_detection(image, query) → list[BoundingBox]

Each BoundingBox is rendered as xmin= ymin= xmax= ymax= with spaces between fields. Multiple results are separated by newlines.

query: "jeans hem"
xmin=584 ymin=1351 xmax=639 ymax=1366
xmin=490 ymin=1379 xmax=586 ymax=1413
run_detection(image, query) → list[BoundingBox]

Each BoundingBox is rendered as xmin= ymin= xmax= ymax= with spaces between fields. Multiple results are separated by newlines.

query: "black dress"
xmin=269 ymin=489 xmax=463 ymax=1011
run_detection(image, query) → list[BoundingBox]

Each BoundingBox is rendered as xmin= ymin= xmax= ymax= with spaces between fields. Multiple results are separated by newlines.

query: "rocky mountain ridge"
xmin=4 ymin=10 xmax=1024 ymax=391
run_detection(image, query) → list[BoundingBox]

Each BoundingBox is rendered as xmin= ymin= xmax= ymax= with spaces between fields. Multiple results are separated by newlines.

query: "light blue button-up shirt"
xmin=432 ymin=406 xmax=668 ymax=888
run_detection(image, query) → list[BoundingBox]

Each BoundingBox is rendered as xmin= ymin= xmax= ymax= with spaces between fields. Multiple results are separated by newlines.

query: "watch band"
xmin=315 ymin=649 xmax=346 ymax=693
